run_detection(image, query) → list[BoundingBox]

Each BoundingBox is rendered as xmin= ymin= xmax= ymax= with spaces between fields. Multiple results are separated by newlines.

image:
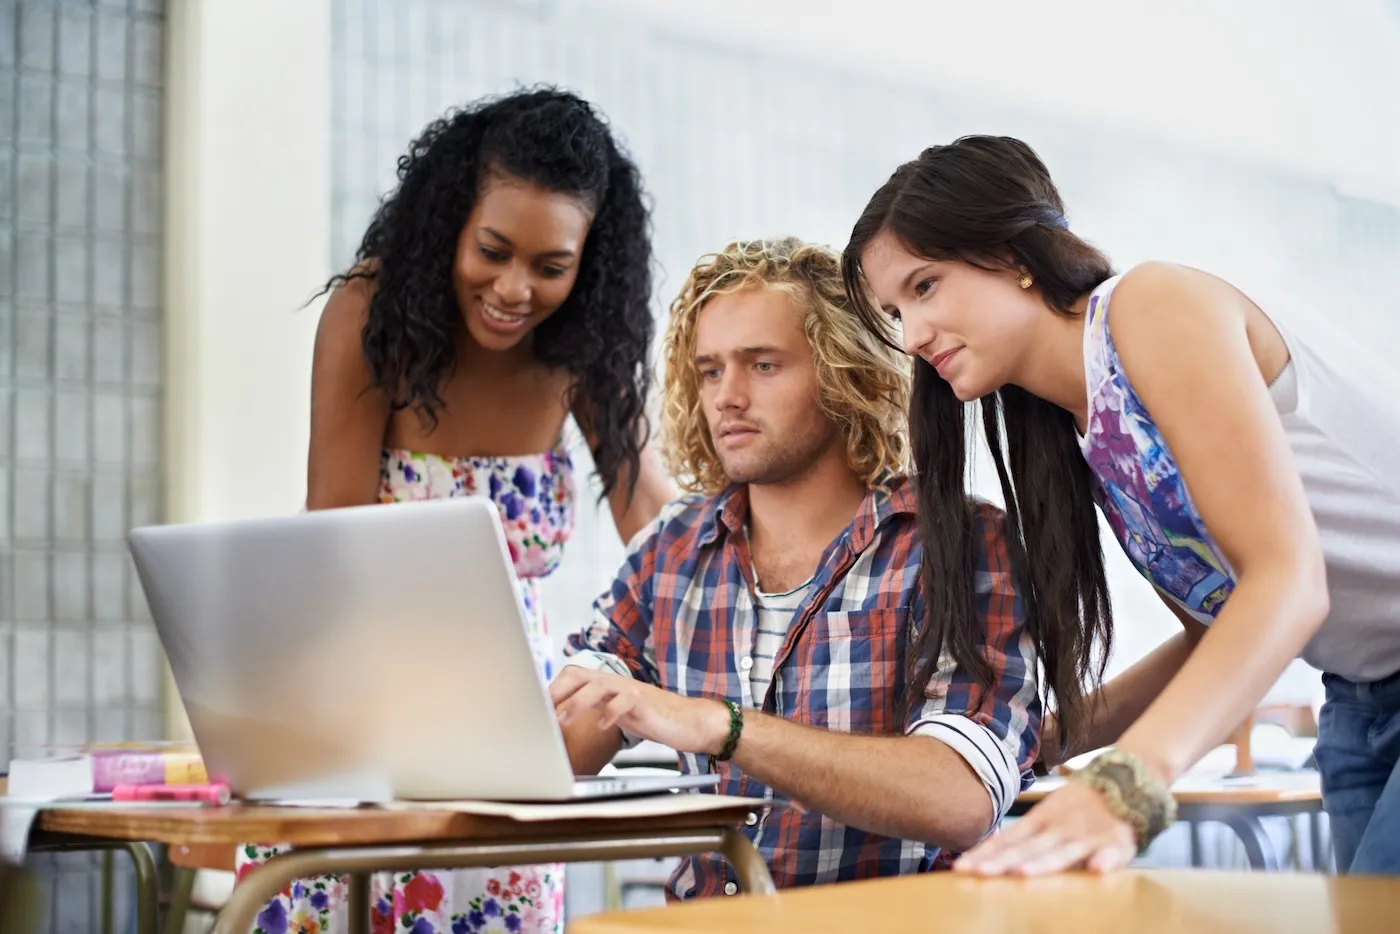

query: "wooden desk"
xmin=1013 ymin=771 xmax=1324 ymax=809
xmin=1009 ymin=772 xmax=1326 ymax=870
xmin=566 ymin=869 xmax=1399 ymax=934
xmin=33 ymin=801 xmax=773 ymax=934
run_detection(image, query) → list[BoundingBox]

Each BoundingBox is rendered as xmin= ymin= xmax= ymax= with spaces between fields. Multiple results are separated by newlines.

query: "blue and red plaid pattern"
xmin=565 ymin=476 xmax=1040 ymax=898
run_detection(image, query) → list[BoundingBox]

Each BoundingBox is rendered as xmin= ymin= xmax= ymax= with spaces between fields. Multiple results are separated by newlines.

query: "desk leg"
xmin=28 ymin=839 xmax=159 ymax=934
xmin=165 ymin=868 xmax=197 ymax=934
xmin=1309 ymin=812 xmax=1328 ymax=873
xmin=1219 ymin=815 xmax=1280 ymax=871
xmin=123 ymin=841 xmax=160 ymax=934
xmin=347 ymin=873 xmax=371 ymax=934
xmin=721 ymin=829 xmax=776 ymax=895
xmin=101 ymin=850 xmax=115 ymax=934
xmin=213 ymin=829 xmax=778 ymax=934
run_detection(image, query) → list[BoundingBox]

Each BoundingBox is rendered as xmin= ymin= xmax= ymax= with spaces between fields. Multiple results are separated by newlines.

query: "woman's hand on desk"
xmin=550 ymin=668 xmax=730 ymax=756
xmin=953 ymin=781 xmax=1136 ymax=877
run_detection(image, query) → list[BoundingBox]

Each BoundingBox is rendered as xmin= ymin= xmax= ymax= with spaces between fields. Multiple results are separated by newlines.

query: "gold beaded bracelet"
xmin=1067 ymin=749 xmax=1178 ymax=855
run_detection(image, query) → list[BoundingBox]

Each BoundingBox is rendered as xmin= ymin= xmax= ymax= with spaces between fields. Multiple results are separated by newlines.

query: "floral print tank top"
xmin=1079 ymin=276 xmax=1234 ymax=622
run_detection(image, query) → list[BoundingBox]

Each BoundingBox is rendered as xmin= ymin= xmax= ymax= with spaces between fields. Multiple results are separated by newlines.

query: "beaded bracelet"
xmin=715 ymin=699 xmax=744 ymax=761
xmin=1068 ymin=749 xmax=1178 ymax=855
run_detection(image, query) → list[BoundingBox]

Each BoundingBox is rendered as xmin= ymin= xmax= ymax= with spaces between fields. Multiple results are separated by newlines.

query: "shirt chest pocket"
xmin=796 ymin=608 xmax=907 ymax=733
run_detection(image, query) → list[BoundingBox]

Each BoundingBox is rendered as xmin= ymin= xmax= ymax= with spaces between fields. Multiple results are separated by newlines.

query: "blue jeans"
xmin=1314 ymin=666 xmax=1400 ymax=875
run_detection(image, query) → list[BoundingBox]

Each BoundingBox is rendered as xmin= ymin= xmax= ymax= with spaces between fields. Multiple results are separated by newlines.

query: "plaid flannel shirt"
xmin=564 ymin=476 xmax=1040 ymax=898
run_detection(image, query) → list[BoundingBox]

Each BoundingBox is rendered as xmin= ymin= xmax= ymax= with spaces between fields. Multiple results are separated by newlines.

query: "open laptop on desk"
xmin=128 ymin=497 xmax=716 ymax=804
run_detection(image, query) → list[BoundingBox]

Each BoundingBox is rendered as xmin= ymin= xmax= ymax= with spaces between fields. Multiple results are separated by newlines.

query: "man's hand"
xmin=549 ymin=667 xmax=997 ymax=849
xmin=550 ymin=667 xmax=731 ymax=755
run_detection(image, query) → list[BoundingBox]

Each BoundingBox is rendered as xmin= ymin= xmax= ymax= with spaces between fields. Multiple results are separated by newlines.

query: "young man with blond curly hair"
xmin=549 ymin=238 xmax=1040 ymax=898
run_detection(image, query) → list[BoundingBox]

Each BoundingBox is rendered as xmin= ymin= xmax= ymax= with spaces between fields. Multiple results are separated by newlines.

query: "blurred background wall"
xmin=325 ymin=0 xmax=1399 ymax=703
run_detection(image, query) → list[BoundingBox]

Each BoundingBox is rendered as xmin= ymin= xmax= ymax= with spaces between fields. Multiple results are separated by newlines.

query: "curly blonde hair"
xmin=661 ymin=237 xmax=910 ymax=495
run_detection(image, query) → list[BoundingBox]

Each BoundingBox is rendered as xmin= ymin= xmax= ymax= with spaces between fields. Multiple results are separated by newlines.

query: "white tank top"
xmin=1081 ymin=274 xmax=1400 ymax=683
xmin=1267 ymin=313 xmax=1400 ymax=681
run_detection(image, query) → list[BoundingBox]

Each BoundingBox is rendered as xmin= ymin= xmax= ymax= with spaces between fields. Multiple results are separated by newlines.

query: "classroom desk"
xmin=1008 ymin=772 xmax=1326 ymax=870
xmin=32 ymin=800 xmax=774 ymax=934
xmin=566 ymin=869 xmax=1399 ymax=934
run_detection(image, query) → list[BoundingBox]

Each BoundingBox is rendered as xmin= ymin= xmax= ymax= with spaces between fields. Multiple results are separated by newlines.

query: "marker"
xmin=109 ymin=783 xmax=232 ymax=805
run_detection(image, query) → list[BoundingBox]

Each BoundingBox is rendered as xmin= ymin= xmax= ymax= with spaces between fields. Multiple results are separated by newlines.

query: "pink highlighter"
xmin=110 ymin=783 xmax=232 ymax=805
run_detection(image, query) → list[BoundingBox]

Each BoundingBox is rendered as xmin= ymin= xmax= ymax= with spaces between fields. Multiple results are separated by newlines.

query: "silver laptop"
xmin=128 ymin=496 xmax=716 ymax=803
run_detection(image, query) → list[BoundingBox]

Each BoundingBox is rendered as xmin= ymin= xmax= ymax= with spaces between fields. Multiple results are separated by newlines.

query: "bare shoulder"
xmin=307 ymin=266 xmax=391 ymax=509
xmin=1107 ymin=261 xmax=1251 ymax=361
xmin=1112 ymin=261 xmax=1238 ymax=312
xmin=310 ymin=266 xmax=391 ymax=417
xmin=317 ymin=266 xmax=375 ymax=332
xmin=1111 ymin=261 xmax=1247 ymax=328
xmin=314 ymin=268 xmax=377 ymax=364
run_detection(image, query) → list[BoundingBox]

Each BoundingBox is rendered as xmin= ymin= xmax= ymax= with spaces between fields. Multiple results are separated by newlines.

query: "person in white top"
xmin=845 ymin=134 xmax=1400 ymax=876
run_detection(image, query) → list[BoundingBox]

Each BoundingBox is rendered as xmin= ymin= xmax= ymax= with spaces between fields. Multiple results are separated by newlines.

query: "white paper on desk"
xmin=611 ymin=741 xmax=678 ymax=766
xmin=375 ymin=793 xmax=767 ymax=822
xmin=6 ymin=755 xmax=95 ymax=800
xmin=0 ymin=806 xmax=41 ymax=864
xmin=0 ymin=800 xmax=208 ymax=868
xmin=1251 ymin=734 xmax=1317 ymax=771
xmin=0 ymin=799 xmax=213 ymax=865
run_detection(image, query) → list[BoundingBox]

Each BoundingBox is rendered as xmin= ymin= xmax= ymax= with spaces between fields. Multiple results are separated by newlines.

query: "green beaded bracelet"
xmin=715 ymin=699 xmax=744 ymax=761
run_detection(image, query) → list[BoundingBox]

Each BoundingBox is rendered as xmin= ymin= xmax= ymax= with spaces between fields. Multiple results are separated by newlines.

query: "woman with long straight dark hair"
xmin=842 ymin=135 xmax=1400 ymax=876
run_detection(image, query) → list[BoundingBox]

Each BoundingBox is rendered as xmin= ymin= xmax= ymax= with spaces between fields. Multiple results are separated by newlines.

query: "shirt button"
xmin=724 ymin=882 xmax=738 ymax=895
xmin=740 ymin=657 xmax=753 ymax=671
xmin=745 ymin=811 xmax=759 ymax=826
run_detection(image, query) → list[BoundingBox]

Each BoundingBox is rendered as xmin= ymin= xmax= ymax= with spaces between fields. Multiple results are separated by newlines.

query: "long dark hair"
xmin=842 ymin=135 xmax=1116 ymax=756
xmin=324 ymin=86 xmax=655 ymax=502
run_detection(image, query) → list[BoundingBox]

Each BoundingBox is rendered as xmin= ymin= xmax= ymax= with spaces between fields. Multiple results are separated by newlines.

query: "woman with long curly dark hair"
xmin=238 ymin=87 xmax=674 ymax=934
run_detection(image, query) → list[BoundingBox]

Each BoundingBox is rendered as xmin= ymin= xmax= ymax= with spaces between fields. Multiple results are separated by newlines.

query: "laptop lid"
xmin=129 ymin=497 xmax=579 ymax=801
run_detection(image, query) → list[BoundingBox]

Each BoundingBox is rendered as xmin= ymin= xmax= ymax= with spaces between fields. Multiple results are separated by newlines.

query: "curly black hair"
xmin=325 ymin=86 xmax=656 ymax=502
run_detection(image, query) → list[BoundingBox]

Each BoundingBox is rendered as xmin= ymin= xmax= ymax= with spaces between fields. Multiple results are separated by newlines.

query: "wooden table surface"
xmin=1019 ymin=771 xmax=1322 ymax=806
xmin=36 ymin=802 xmax=760 ymax=848
xmin=567 ymin=869 xmax=1397 ymax=934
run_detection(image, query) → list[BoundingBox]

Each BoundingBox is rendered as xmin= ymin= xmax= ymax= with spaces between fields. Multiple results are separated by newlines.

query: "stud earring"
xmin=1018 ymin=273 xmax=1033 ymax=290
